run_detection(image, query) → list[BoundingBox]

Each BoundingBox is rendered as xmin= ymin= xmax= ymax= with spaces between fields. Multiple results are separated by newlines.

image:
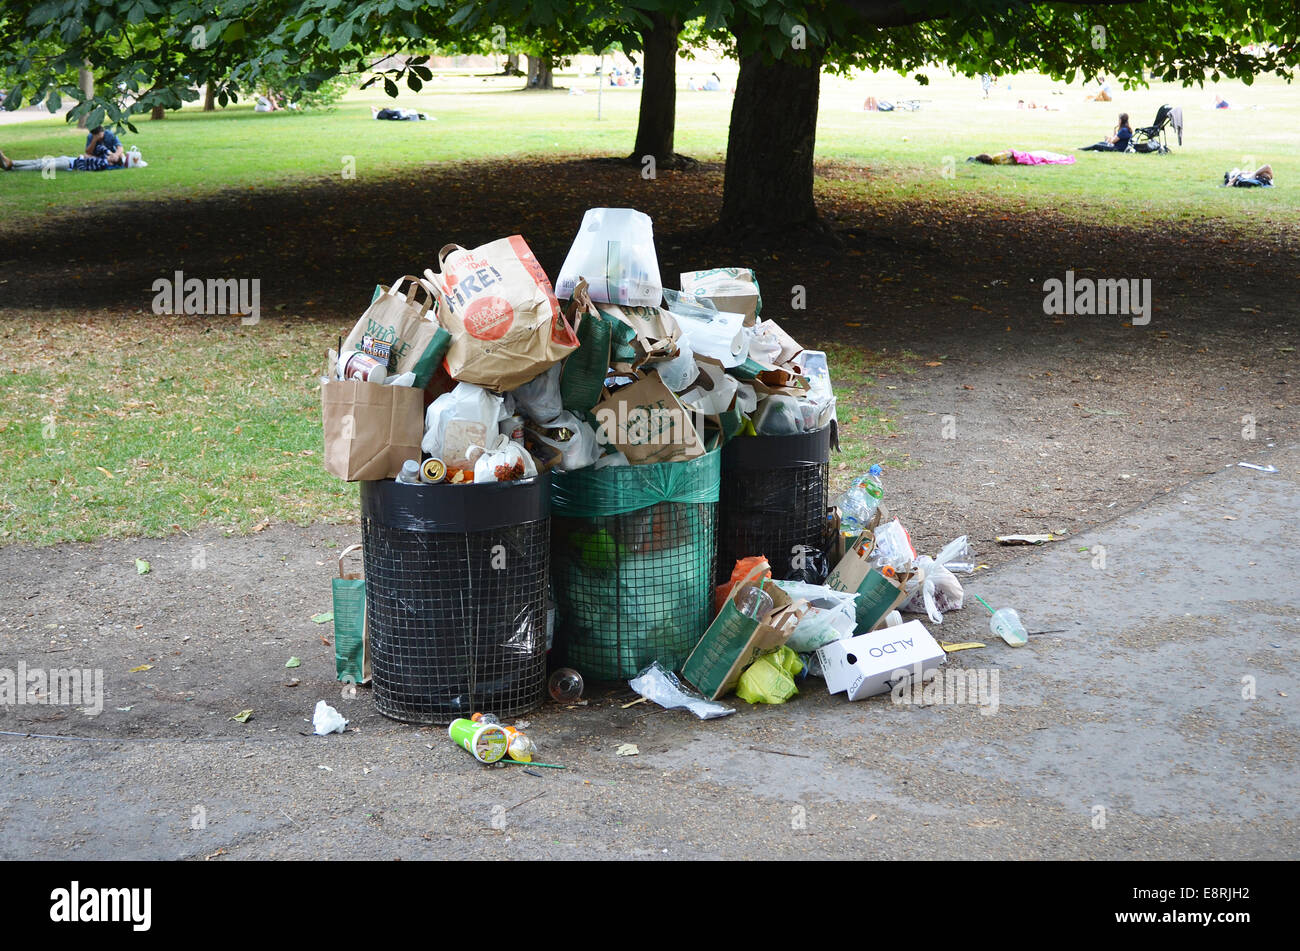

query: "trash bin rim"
xmin=721 ymin=425 xmax=833 ymax=470
xmin=360 ymin=475 xmax=550 ymax=533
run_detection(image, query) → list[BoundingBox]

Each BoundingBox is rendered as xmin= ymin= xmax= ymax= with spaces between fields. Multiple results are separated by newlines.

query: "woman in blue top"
xmin=1081 ymin=112 xmax=1133 ymax=152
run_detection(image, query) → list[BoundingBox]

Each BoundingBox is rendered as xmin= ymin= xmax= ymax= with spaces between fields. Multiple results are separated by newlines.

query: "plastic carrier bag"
xmin=549 ymin=449 xmax=721 ymax=679
xmin=555 ymin=208 xmax=663 ymax=307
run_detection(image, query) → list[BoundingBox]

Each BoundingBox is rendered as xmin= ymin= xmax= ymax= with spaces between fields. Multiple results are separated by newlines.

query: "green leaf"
xmin=135 ymin=558 xmax=150 ymax=575
xmin=405 ymin=72 xmax=422 ymax=92
xmin=285 ymin=657 xmax=301 ymax=668
xmin=222 ymin=21 xmax=247 ymax=42
xmin=311 ymin=611 xmax=334 ymax=624
xmin=383 ymin=77 xmax=398 ymax=97
xmin=294 ymin=21 xmax=315 ymax=43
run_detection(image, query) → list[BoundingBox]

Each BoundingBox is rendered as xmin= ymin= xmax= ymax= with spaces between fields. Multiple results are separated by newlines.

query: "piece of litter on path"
xmin=996 ymin=534 xmax=1057 ymax=545
xmin=311 ymin=612 xmax=334 ymax=624
xmin=616 ymin=743 xmax=640 ymax=757
xmin=318 ymin=765 xmax=333 ymax=772
xmin=135 ymin=559 xmax=150 ymax=574
xmin=229 ymin=709 xmax=254 ymax=723
xmin=128 ymin=664 xmax=153 ymax=673
xmin=313 ymin=700 xmax=348 ymax=735
xmin=284 ymin=678 xmax=300 ymax=687
xmin=622 ymin=697 xmax=648 ymax=709
xmin=940 ymin=641 xmax=987 ymax=652
xmin=1238 ymin=462 xmax=1278 ymax=473
xmin=748 ymin=747 xmax=811 ymax=759
xmin=285 ymin=656 xmax=301 ymax=668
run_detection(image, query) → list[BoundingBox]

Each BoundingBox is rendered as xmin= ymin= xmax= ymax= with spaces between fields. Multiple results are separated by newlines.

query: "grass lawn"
xmin=1 ymin=67 xmax=1296 ymax=231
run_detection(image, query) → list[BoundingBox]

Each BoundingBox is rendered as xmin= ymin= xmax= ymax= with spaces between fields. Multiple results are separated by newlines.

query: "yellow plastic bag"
xmin=735 ymin=646 xmax=804 ymax=704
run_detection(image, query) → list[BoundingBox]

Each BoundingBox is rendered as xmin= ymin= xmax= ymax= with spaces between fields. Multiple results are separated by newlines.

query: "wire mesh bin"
xmin=359 ymin=477 xmax=550 ymax=724
xmin=549 ymin=449 xmax=720 ymax=681
xmin=717 ymin=426 xmax=834 ymax=583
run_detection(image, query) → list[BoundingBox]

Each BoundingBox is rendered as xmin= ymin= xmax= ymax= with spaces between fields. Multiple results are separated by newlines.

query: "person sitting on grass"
xmin=1080 ymin=112 xmax=1133 ymax=151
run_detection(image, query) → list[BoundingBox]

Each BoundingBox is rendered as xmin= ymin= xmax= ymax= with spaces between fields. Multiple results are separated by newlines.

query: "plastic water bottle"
xmin=838 ymin=465 xmax=883 ymax=534
xmin=548 ymin=668 xmax=584 ymax=703
xmin=396 ymin=459 xmax=422 ymax=484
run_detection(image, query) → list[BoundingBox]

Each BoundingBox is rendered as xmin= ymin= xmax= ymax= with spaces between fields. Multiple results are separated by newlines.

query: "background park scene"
xmin=0 ymin=0 xmax=1296 ymax=873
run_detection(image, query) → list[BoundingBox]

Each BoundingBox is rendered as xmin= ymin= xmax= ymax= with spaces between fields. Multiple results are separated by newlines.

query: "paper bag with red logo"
xmin=425 ymin=236 xmax=579 ymax=391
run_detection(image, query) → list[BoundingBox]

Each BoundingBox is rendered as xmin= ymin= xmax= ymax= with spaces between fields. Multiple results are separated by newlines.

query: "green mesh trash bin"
xmin=717 ymin=426 xmax=834 ymax=583
xmin=550 ymin=449 xmax=720 ymax=680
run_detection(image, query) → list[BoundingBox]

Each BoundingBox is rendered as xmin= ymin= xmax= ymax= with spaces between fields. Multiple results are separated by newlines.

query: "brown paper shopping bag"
xmin=343 ymin=275 xmax=447 ymax=388
xmin=424 ymin=236 xmax=578 ymax=390
xmin=321 ymin=378 xmax=423 ymax=481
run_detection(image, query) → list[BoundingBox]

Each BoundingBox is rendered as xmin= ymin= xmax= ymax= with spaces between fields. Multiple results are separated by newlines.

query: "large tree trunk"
xmin=504 ymin=52 xmax=521 ymax=76
xmin=525 ymin=54 xmax=554 ymax=89
xmin=719 ymin=47 xmax=826 ymax=240
xmin=150 ymin=105 xmax=166 ymax=120
xmin=76 ymin=63 xmax=93 ymax=128
xmin=203 ymin=83 xmax=217 ymax=111
xmin=631 ymin=13 xmax=687 ymax=167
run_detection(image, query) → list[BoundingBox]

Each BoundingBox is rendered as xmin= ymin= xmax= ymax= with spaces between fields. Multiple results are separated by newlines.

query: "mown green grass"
xmin=0 ymin=313 xmax=354 ymax=545
xmin=1 ymin=68 xmax=1296 ymax=230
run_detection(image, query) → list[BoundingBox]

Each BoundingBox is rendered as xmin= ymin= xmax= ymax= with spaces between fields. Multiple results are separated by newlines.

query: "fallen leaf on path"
xmin=128 ymin=664 xmax=153 ymax=673
xmin=135 ymin=559 xmax=150 ymax=574
xmin=616 ymin=743 xmax=639 ymax=757
xmin=285 ymin=657 xmax=301 ymax=668
xmin=229 ymin=709 xmax=254 ymax=723
xmin=311 ymin=612 xmax=334 ymax=624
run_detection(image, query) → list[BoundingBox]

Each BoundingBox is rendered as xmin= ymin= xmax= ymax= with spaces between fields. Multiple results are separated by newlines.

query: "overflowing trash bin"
xmin=359 ymin=477 xmax=551 ymax=724
xmin=549 ymin=449 xmax=721 ymax=680
xmin=716 ymin=425 xmax=834 ymax=583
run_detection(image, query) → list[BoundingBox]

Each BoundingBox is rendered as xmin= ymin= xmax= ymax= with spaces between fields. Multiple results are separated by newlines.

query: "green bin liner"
xmin=550 ymin=449 xmax=721 ymax=680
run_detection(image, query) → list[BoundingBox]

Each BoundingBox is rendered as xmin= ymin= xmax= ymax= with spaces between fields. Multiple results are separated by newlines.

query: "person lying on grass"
xmin=1080 ymin=112 xmax=1133 ymax=152
xmin=967 ymin=149 xmax=1075 ymax=165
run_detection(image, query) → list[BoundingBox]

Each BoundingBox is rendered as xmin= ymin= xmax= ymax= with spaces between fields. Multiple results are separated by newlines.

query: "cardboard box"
xmin=816 ymin=620 xmax=946 ymax=701
xmin=683 ymin=562 xmax=808 ymax=700
xmin=680 ymin=268 xmax=762 ymax=326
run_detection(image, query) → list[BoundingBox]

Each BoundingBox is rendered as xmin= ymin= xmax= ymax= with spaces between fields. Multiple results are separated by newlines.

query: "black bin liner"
xmin=360 ymin=477 xmax=550 ymax=724
xmin=717 ymin=426 xmax=833 ymax=583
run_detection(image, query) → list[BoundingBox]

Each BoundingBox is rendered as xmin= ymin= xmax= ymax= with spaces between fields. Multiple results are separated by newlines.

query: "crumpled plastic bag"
xmin=629 ymin=662 xmax=734 ymax=720
xmin=775 ymin=581 xmax=858 ymax=652
xmin=422 ymin=382 xmax=507 ymax=470
xmin=468 ymin=433 xmax=538 ymax=483
xmin=736 ymin=646 xmax=803 ymax=704
xmin=901 ymin=535 xmax=968 ymax=624
xmin=510 ymin=363 xmax=564 ymax=423
xmin=313 ymin=700 xmax=348 ymax=735
xmin=534 ymin=410 xmax=601 ymax=471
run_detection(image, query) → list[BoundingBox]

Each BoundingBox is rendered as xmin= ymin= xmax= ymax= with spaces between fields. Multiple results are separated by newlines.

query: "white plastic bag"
xmin=651 ymin=338 xmax=698 ymax=392
xmin=555 ymin=208 xmax=662 ymax=306
xmin=509 ymin=363 xmax=563 ymax=422
xmin=312 ymin=700 xmax=348 ymax=735
xmin=680 ymin=361 xmax=739 ymax=415
xmin=469 ymin=434 xmax=539 ymax=483
xmin=901 ymin=535 xmax=968 ymax=624
xmin=534 ymin=411 xmax=601 ymax=471
xmin=662 ymin=289 xmax=750 ymax=369
xmin=775 ymin=582 xmax=859 ymax=652
xmin=422 ymin=382 xmax=507 ymax=470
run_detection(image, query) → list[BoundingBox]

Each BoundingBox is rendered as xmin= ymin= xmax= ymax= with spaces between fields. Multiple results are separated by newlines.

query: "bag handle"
xmin=437 ymin=244 xmax=465 ymax=269
xmin=338 ymin=543 xmax=363 ymax=578
xmin=386 ymin=275 xmax=433 ymax=317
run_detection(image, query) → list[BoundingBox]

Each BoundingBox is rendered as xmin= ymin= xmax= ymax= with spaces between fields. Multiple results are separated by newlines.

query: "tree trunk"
xmin=150 ymin=105 xmax=166 ymax=120
xmin=526 ymin=54 xmax=554 ymax=89
xmin=631 ymin=13 xmax=682 ymax=165
xmin=76 ymin=63 xmax=93 ymax=128
xmin=719 ymin=47 xmax=825 ymax=239
xmin=505 ymin=52 xmax=521 ymax=76
xmin=203 ymin=83 xmax=217 ymax=111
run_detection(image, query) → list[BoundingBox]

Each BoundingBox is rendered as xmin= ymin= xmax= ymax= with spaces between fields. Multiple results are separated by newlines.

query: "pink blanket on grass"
xmin=1011 ymin=149 xmax=1075 ymax=165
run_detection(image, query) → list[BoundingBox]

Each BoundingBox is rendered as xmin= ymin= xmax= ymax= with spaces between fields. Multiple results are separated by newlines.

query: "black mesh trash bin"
xmin=359 ymin=477 xmax=550 ymax=724
xmin=549 ymin=449 xmax=720 ymax=681
xmin=717 ymin=425 xmax=834 ymax=583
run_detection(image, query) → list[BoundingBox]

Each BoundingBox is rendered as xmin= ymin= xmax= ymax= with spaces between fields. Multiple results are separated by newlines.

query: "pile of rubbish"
xmin=320 ymin=207 xmax=834 ymax=486
xmin=314 ymin=205 xmax=1029 ymax=760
